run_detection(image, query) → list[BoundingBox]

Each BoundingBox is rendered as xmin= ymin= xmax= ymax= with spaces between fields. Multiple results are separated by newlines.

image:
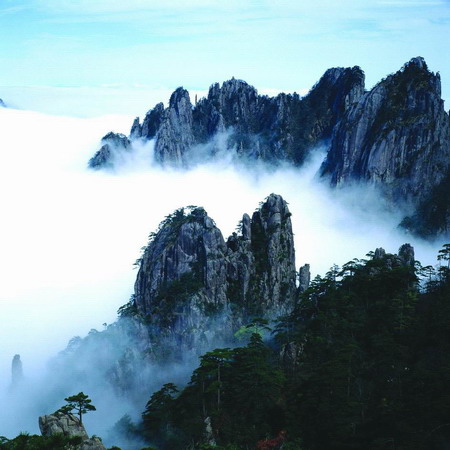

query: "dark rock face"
xmin=227 ymin=194 xmax=297 ymax=316
xmin=133 ymin=194 xmax=297 ymax=348
xmin=298 ymin=264 xmax=311 ymax=293
xmin=88 ymin=132 xmax=131 ymax=169
xmin=0 ymin=98 xmax=5 ymax=108
xmin=39 ymin=412 xmax=106 ymax=450
xmin=321 ymin=57 xmax=450 ymax=234
xmin=90 ymin=69 xmax=364 ymax=168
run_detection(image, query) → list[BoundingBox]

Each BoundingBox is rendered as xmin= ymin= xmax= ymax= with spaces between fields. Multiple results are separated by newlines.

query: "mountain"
xmin=89 ymin=68 xmax=364 ymax=168
xmin=0 ymin=99 xmax=6 ymax=108
xmin=131 ymin=193 xmax=297 ymax=353
xmin=51 ymin=193 xmax=299 ymax=397
xmin=321 ymin=57 xmax=450 ymax=236
xmin=88 ymin=58 xmax=450 ymax=237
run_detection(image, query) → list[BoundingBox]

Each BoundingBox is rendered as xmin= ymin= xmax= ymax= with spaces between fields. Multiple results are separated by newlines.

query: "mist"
xmin=0 ymin=104 xmax=446 ymax=443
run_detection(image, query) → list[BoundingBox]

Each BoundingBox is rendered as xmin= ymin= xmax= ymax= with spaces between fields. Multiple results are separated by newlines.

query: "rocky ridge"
xmin=0 ymin=98 xmax=5 ymax=108
xmin=321 ymin=57 xmax=450 ymax=200
xmin=88 ymin=57 xmax=450 ymax=237
xmin=89 ymin=67 xmax=364 ymax=168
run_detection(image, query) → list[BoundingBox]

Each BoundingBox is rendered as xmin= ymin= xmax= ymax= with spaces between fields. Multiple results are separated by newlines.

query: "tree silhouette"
xmin=59 ymin=392 xmax=96 ymax=424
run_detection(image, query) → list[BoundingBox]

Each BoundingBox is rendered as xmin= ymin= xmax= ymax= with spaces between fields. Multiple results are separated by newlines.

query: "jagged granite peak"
xmin=226 ymin=194 xmax=297 ymax=317
xmin=153 ymin=88 xmax=196 ymax=165
xmin=39 ymin=412 xmax=106 ymax=450
xmin=134 ymin=102 xmax=165 ymax=140
xmin=89 ymin=69 xmax=365 ymax=168
xmin=88 ymin=132 xmax=131 ymax=169
xmin=321 ymin=57 xmax=450 ymax=210
xmin=298 ymin=264 xmax=311 ymax=293
xmin=129 ymin=116 xmax=141 ymax=139
xmin=133 ymin=194 xmax=297 ymax=346
xmin=247 ymin=193 xmax=297 ymax=314
xmin=134 ymin=206 xmax=228 ymax=318
xmin=398 ymin=243 xmax=415 ymax=267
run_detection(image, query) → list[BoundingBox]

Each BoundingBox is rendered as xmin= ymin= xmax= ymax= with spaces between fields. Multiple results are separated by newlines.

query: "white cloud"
xmin=0 ymin=103 xmax=446 ymax=439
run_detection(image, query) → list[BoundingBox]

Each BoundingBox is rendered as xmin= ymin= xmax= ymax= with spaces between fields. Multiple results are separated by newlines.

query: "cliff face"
xmin=133 ymin=194 xmax=297 ymax=349
xmin=90 ymin=68 xmax=364 ymax=168
xmin=321 ymin=57 xmax=450 ymax=207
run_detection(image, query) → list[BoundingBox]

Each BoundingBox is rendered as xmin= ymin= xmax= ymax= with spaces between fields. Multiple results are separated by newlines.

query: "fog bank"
xmin=0 ymin=105 xmax=445 ymax=440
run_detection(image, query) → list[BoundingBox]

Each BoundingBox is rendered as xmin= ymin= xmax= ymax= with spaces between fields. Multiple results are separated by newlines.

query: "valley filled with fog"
xmin=0 ymin=101 xmax=445 ymax=440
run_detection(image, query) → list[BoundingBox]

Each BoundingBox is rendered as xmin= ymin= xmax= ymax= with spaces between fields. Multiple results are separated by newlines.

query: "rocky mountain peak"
xmin=406 ymin=56 xmax=428 ymax=71
xmin=398 ymin=243 xmax=415 ymax=267
xmin=138 ymin=102 xmax=165 ymax=140
xmin=88 ymin=132 xmax=131 ymax=169
xmin=169 ymin=87 xmax=192 ymax=111
xmin=321 ymin=56 xmax=450 ymax=218
xmin=90 ymin=67 xmax=365 ymax=168
xmin=132 ymin=194 xmax=297 ymax=349
xmin=0 ymin=98 xmax=5 ymax=107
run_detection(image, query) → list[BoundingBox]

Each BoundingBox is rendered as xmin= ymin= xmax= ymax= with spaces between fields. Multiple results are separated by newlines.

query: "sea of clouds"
xmin=0 ymin=98 xmax=445 ymax=441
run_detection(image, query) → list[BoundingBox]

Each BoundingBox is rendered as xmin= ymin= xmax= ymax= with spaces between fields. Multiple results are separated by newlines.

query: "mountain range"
xmin=89 ymin=57 xmax=450 ymax=238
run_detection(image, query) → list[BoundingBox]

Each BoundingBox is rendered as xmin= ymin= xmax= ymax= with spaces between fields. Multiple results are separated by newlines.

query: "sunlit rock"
xmin=39 ymin=412 xmax=106 ymax=450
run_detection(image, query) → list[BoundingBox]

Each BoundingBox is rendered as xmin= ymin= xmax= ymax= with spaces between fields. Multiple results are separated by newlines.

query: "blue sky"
xmin=1 ymin=0 xmax=449 ymax=114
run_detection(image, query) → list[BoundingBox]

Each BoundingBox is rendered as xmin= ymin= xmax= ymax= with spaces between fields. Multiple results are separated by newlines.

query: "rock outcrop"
xmin=39 ymin=412 xmax=106 ymax=450
xmin=0 ymin=98 xmax=5 ymax=108
xmin=133 ymin=194 xmax=297 ymax=350
xmin=88 ymin=132 xmax=131 ymax=169
xmin=321 ymin=57 xmax=450 ymax=235
xmin=90 ymin=68 xmax=364 ymax=168
xmin=298 ymin=264 xmax=311 ymax=293
xmin=372 ymin=244 xmax=416 ymax=272
xmin=10 ymin=354 xmax=23 ymax=390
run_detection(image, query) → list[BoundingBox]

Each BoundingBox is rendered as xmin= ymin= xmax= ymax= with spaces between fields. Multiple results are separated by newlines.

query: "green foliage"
xmin=142 ymin=383 xmax=181 ymax=448
xmin=117 ymin=295 xmax=139 ymax=318
xmin=140 ymin=335 xmax=284 ymax=448
xmin=134 ymin=245 xmax=450 ymax=449
xmin=0 ymin=432 xmax=82 ymax=450
xmin=234 ymin=318 xmax=271 ymax=342
xmin=58 ymin=392 xmax=96 ymax=424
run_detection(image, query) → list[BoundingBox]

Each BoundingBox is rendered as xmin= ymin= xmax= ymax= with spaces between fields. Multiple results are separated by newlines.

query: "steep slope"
xmin=49 ymin=194 xmax=300 ymax=397
xmin=133 ymin=193 xmax=298 ymax=347
xmin=89 ymin=68 xmax=364 ymax=168
xmin=321 ymin=57 xmax=450 ymax=234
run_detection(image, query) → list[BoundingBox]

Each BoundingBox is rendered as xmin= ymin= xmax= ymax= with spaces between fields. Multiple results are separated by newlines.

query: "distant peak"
xmin=404 ymin=56 xmax=428 ymax=71
xmin=169 ymin=87 xmax=191 ymax=107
